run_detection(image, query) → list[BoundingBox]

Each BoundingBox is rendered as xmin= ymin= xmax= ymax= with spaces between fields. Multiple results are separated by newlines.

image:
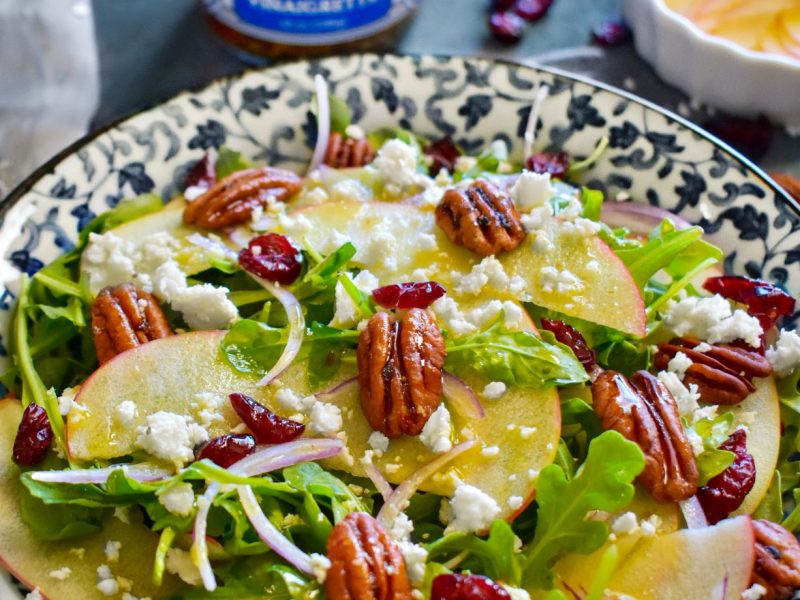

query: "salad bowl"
xmin=0 ymin=53 xmax=799 ymax=599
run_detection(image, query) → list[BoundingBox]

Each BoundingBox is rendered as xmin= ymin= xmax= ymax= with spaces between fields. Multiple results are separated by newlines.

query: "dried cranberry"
xmin=702 ymin=114 xmax=773 ymax=161
xmin=196 ymin=434 xmax=256 ymax=468
xmin=238 ymin=233 xmax=302 ymax=285
xmin=703 ymin=275 xmax=796 ymax=333
xmin=591 ymin=18 xmax=632 ymax=47
xmin=229 ymin=393 xmax=305 ymax=444
xmin=696 ymin=429 xmax=756 ymax=525
xmin=372 ymin=282 xmax=447 ymax=309
xmin=492 ymin=0 xmax=516 ymax=11
xmin=13 ymin=403 xmax=53 ymax=466
xmin=184 ymin=153 xmax=216 ymax=191
xmin=513 ymin=0 xmax=553 ymax=22
xmin=431 ymin=574 xmax=511 ymax=600
xmin=525 ymin=151 xmax=570 ymax=179
xmin=489 ymin=11 xmax=526 ymax=44
xmin=425 ymin=137 xmax=462 ymax=176
xmin=540 ymin=318 xmax=601 ymax=378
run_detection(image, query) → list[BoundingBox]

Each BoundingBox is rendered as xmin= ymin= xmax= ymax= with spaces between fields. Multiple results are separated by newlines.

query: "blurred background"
xmin=0 ymin=0 xmax=797 ymax=199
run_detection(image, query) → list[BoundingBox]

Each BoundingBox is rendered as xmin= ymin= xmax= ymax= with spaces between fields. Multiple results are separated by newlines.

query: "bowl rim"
xmin=1 ymin=51 xmax=797 ymax=222
xmin=651 ymin=0 xmax=800 ymax=71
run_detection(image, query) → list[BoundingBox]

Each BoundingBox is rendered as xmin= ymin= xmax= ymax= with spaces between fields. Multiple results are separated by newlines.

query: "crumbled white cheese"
xmin=482 ymin=381 xmax=507 ymax=400
xmin=502 ymin=301 xmax=526 ymax=330
xmin=368 ymin=431 xmax=390 ymax=455
xmin=191 ymin=391 xmax=225 ymax=428
xmin=519 ymin=426 xmax=537 ymax=439
xmin=454 ymin=156 xmax=478 ymax=172
xmin=417 ymin=232 xmax=438 ymax=251
xmin=657 ymin=370 xmax=700 ymax=416
xmin=372 ymin=139 xmax=423 ymax=195
xmin=104 ymin=540 xmax=121 ymax=563
xmin=114 ymin=506 xmax=131 ymax=524
xmin=345 ymin=124 xmax=365 ymax=140
xmin=49 ymin=567 xmax=72 ymax=580
xmin=453 ymin=256 xmax=510 ymax=295
xmin=330 ymin=179 xmax=371 ymax=203
xmin=309 ymin=402 xmax=343 ymax=436
xmin=169 ymin=283 xmax=238 ymax=330
xmin=561 ymin=216 xmax=602 ymax=238
xmin=767 ymin=329 xmax=800 ymax=377
xmin=611 ymin=512 xmax=639 ymax=536
xmin=277 ymin=212 xmax=313 ymax=238
xmin=446 ymin=483 xmax=501 ymax=533
xmin=508 ymin=496 xmax=524 ymax=510
xmin=694 ymin=342 xmax=712 ymax=353
xmin=482 ymin=445 xmax=500 ymax=457
xmin=57 ymin=386 xmax=79 ymax=416
xmin=83 ymin=232 xmax=137 ymax=291
xmin=398 ymin=541 xmax=428 ymax=585
xmin=330 ymin=269 xmax=380 ymax=329
xmin=24 ymin=588 xmax=43 ymax=600
xmin=540 ymin=266 xmax=582 ymax=294
xmin=741 ymin=583 xmax=768 ymax=600
xmin=275 ymin=388 xmax=316 ymax=413
xmin=431 ymin=296 xmax=477 ymax=337
xmin=510 ymin=171 xmax=553 ymax=212
xmin=389 ymin=512 xmax=415 ymax=542
xmin=134 ymin=411 xmax=209 ymax=469
xmin=668 ymin=351 xmax=693 ymax=379
xmin=692 ymin=405 xmax=718 ymax=423
xmin=520 ymin=204 xmax=554 ymax=231
xmin=663 ymin=295 xmax=763 ymax=348
xmin=309 ymin=553 xmax=331 ymax=584
xmin=96 ymin=565 xmax=119 ymax=596
xmin=158 ymin=482 xmax=195 ymax=516
xmin=165 ymin=548 xmax=202 ymax=585
xmin=503 ymin=586 xmax=532 ymax=600
xmin=687 ymin=428 xmax=705 ymax=457
xmin=419 ymin=404 xmax=453 ymax=454
xmin=115 ymin=400 xmax=138 ymax=428
xmin=640 ymin=514 xmax=660 ymax=536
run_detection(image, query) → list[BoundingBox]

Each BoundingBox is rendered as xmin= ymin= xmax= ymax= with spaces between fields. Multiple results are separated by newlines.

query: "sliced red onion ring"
xmin=442 ymin=372 xmax=484 ymax=419
xmin=523 ymin=83 xmax=550 ymax=162
xmin=238 ymin=485 xmax=313 ymax=572
xmin=30 ymin=464 xmax=171 ymax=484
xmin=363 ymin=458 xmax=393 ymax=501
xmin=192 ymin=437 xmax=343 ymax=591
xmin=314 ymin=376 xmax=358 ymax=403
xmin=679 ymin=496 xmax=709 ymax=529
xmin=247 ymin=275 xmax=305 ymax=387
xmin=186 ymin=233 xmax=239 ymax=261
xmin=307 ymin=74 xmax=330 ymax=175
xmin=601 ymin=202 xmax=692 ymax=235
xmin=376 ymin=440 xmax=476 ymax=529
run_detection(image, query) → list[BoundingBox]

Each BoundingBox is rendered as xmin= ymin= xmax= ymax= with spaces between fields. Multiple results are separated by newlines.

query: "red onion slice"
xmin=376 ymin=440 xmax=477 ymax=529
xmin=247 ymin=275 xmax=305 ymax=387
xmin=523 ymin=83 xmax=550 ymax=162
xmin=30 ymin=464 xmax=171 ymax=484
xmin=314 ymin=376 xmax=358 ymax=403
xmin=307 ymin=74 xmax=330 ymax=175
xmin=187 ymin=233 xmax=239 ymax=261
xmin=679 ymin=496 xmax=709 ymax=529
xmin=442 ymin=372 xmax=484 ymax=419
xmin=601 ymin=202 xmax=692 ymax=235
xmin=363 ymin=459 xmax=393 ymax=501
xmin=192 ymin=437 xmax=344 ymax=591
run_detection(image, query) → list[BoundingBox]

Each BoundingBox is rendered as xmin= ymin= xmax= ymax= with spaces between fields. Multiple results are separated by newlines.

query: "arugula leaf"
xmin=292 ymin=242 xmax=357 ymax=302
xmin=328 ymin=94 xmax=351 ymax=134
xmin=32 ymin=296 xmax=86 ymax=327
xmin=683 ymin=412 xmax=737 ymax=484
xmin=521 ymin=430 xmax=645 ymax=590
xmin=338 ymin=273 xmax=375 ymax=318
xmin=560 ymin=397 xmax=603 ymax=463
xmin=580 ymin=187 xmax=604 ymax=221
xmin=18 ymin=485 xmax=105 ymax=541
xmin=754 ymin=470 xmax=783 ymax=522
xmin=452 ymin=140 xmax=511 ymax=182
xmin=282 ymin=463 xmax=367 ymax=522
xmin=445 ymin=316 xmax=589 ymax=388
xmin=215 ymin=146 xmax=255 ymax=179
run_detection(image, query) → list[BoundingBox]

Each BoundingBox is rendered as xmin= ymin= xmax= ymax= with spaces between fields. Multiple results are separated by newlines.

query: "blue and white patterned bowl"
xmin=0 ymin=53 xmax=798 ymax=597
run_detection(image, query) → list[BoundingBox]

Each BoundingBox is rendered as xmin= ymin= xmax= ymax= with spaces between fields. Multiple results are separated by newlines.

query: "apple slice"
xmin=66 ymin=331 xmax=264 ymax=462
xmin=0 ymin=399 xmax=182 ymax=599
xmin=732 ymin=376 xmax=781 ymax=516
xmin=554 ymin=516 xmax=755 ymax=599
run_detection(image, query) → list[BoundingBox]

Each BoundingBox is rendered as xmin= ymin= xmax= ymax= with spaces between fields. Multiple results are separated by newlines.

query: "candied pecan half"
xmin=183 ymin=166 xmax=301 ymax=229
xmin=592 ymin=370 xmax=699 ymax=503
xmin=357 ymin=309 xmax=446 ymax=438
xmin=324 ymin=131 xmax=376 ymax=168
xmin=435 ymin=179 xmax=526 ymax=256
xmin=91 ymin=284 xmax=172 ymax=365
xmin=655 ymin=339 xmax=771 ymax=405
xmin=752 ymin=519 xmax=800 ymax=600
xmin=325 ymin=512 xmax=413 ymax=600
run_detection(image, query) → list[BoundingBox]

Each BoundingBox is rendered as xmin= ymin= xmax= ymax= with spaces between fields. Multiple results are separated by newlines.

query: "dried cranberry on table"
xmin=703 ymin=275 xmax=796 ymax=333
xmin=184 ymin=152 xmax=216 ymax=191
xmin=489 ymin=11 xmax=526 ymax=45
xmin=425 ymin=137 xmax=462 ymax=176
xmin=372 ymin=282 xmax=447 ymax=309
xmin=238 ymin=233 xmax=302 ymax=285
xmin=591 ymin=17 xmax=632 ymax=47
xmin=196 ymin=434 xmax=256 ymax=468
xmin=525 ymin=151 xmax=570 ymax=179
xmin=13 ymin=402 xmax=53 ymax=466
xmin=513 ymin=0 xmax=553 ymax=22
xmin=695 ymin=429 xmax=756 ymax=524
xmin=229 ymin=393 xmax=305 ymax=444
xmin=431 ymin=573 xmax=511 ymax=600
xmin=492 ymin=0 xmax=516 ymax=11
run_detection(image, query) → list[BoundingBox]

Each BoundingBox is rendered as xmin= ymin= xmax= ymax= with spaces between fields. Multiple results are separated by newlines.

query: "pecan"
xmin=435 ymin=179 xmax=526 ymax=256
xmin=357 ymin=309 xmax=446 ymax=438
xmin=655 ymin=339 xmax=771 ymax=405
xmin=325 ymin=512 xmax=413 ymax=600
xmin=324 ymin=132 xmax=376 ymax=168
xmin=592 ymin=370 xmax=699 ymax=502
xmin=183 ymin=166 xmax=301 ymax=229
xmin=91 ymin=284 xmax=172 ymax=365
xmin=752 ymin=519 xmax=800 ymax=600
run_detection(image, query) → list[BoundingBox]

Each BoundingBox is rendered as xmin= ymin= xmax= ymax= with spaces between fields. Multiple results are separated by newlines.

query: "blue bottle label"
xmin=234 ymin=0 xmax=393 ymax=34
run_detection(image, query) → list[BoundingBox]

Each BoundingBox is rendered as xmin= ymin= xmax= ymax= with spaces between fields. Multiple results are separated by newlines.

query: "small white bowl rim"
xmin=651 ymin=0 xmax=800 ymax=71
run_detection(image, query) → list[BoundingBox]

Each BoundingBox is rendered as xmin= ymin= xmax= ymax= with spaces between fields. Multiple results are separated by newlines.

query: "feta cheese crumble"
xmin=24 ymin=589 xmax=43 ymax=600
xmin=134 ymin=411 xmax=209 ymax=469
xmin=668 ymin=351 xmax=693 ymax=379
xmin=482 ymin=381 xmax=507 ymax=400
xmin=57 ymin=387 xmax=78 ymax=416
xmin=310 ymin=553 xmax=332 ymax=584
xmin=309 ymin=402 xmax=343 ymax=436
xmin=49 ymin=567 xmax=72 ymax=580
xmin=453 ymin=256 xmax=512 ymax=295
xmin=611 ymin=512 xmax=639 ymax=536
xmin=663 ymin=295 xmax=763 ymax=348
xmin=446 ymin=483 xmax=501 ymax=533
xmin=96 ymin=565 xmax=119 ymax=596
xmin=104 ymin=540 xmax=121 ymax=563
xmin=508 ymin=496 xmax=524 ymax=510
xmin=419 ymin=404 xmax=453 ymax=454
xmin=540 ymin=266 xmax=582 ymax=294
xmin=115 ymin=400 xmax=138 ymax=428
xmin=330 ymin=269 xmax=379 ymax=329
xmin=510 ymin=171 xmax=553 ymax=212
xmin=741 ymin=583 xmax=767 ymax=600
xmin=657 ymin=370 xmax=700 ymax=416
xmin=368 ymin=431 xmax=390 ymax=455
xmin=399 ymin=541 xmax=428 ymax=585
xmin=165 ymin=548 xmax=202 ymax=585
xmin=158 ymin=482 xmax=195 ymax=516
xmin=372 ymin=139 xmax=424 ymax=195
xmin=767 ymin=329 xmax=800 ymax=377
